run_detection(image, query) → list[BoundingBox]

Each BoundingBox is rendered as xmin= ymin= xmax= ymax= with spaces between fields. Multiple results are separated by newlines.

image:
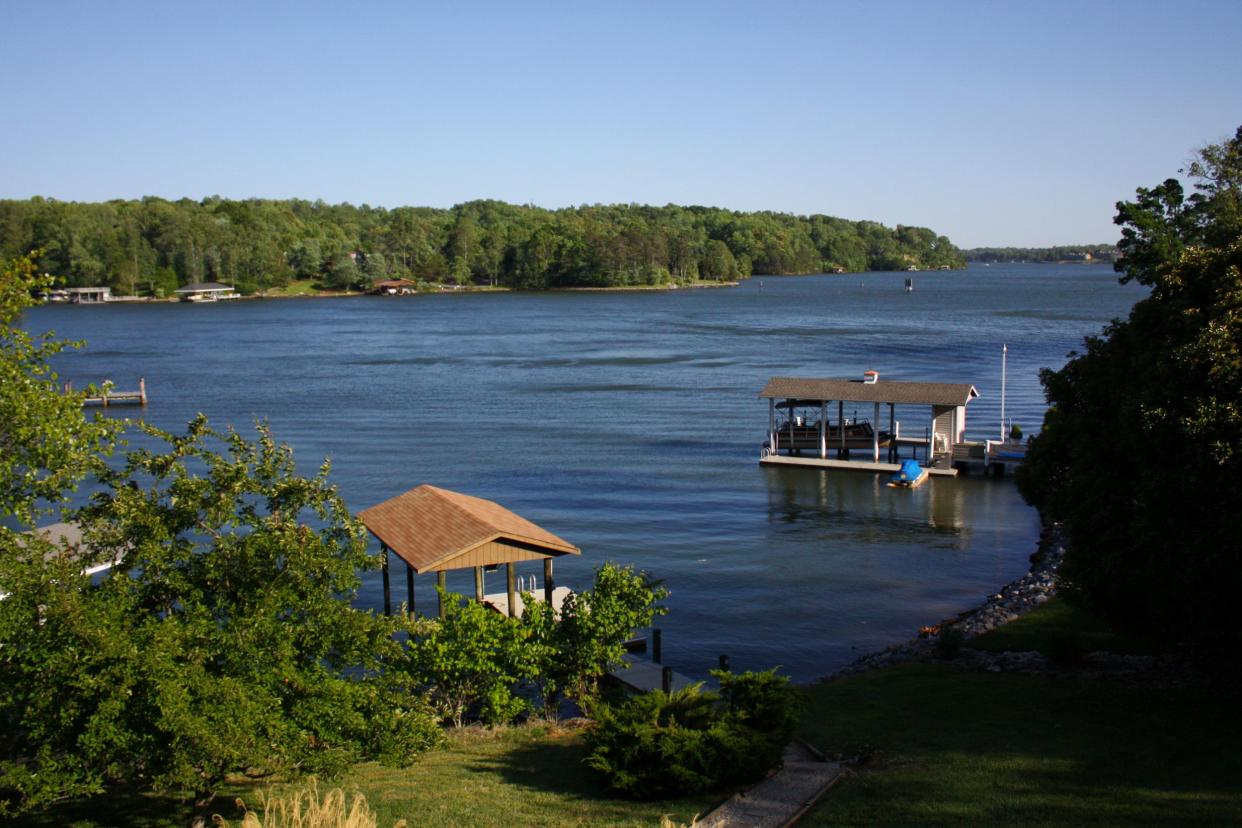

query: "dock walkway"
xmin=607 ymin=653 xmax=703 ymax=694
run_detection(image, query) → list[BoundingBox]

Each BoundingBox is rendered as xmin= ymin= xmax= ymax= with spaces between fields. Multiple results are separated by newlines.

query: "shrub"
xmin=935 ymin=626 xmax=964 ymax=659
xmin=584 ymin=669 xmax=801 ymax=798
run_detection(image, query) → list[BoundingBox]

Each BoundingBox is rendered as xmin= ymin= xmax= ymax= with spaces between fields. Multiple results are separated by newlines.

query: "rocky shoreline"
xmin=819 ymin=522 xmax=1066 ymax=682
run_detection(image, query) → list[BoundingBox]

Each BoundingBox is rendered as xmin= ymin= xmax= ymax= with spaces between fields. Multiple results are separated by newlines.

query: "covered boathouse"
xmin=759 ymin=374 xmax=979 ymax=476
xmin=358 ymin=484 xmax=581 ymax=619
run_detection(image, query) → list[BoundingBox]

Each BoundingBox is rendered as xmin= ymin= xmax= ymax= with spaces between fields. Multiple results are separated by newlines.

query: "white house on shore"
xmin=174 ymin=282 xmax=240 ymax=302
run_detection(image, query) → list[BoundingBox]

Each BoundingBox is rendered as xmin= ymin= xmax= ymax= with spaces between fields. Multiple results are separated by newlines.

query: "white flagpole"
xmin=1000 ymin=343 xmax=1008 ymax=440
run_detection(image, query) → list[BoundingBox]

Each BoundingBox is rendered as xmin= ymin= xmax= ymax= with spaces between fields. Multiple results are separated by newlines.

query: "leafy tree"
xmin=0 ymin=416 xmax=442 ymax=823
xmin=407 ymin=591 xmax=545 ymax=727
xmin=523 ymin=562 xmax=667 ymax=715
xmin=1018 ymin=126 xmax=1242 ymax=642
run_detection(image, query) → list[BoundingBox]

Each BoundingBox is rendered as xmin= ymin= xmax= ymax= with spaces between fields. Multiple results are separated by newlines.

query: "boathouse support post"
xmin=474 ymin=566 xmax=484 ymax=603
xmin=437 ymin=571 xmax=446 ymax=619
xmin=838 ymin=400 xmax=845 ymax=457
xmin=819 ymin=401 xmax=827 ymax=458
xmin=873 ymin=402 xmax=881 ymax=462
xmin=506 ymin=563 xmax=517 ymax=618
xmin=406 ymin=562 xmax=415 ymax=618
xmin=543 ymin=558 xmax=554 ymax=606
xmin=381 ymin=544 xmax=391 ymax=617
xmin=888 ymin=403 xmax=897 ymax=462
xmin=768 ymin=398 xmax=776 ymax=454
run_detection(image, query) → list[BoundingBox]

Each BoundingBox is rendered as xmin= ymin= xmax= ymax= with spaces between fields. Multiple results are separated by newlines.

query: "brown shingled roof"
xmin=759 ymin=377 xmax=978 ymax=407
xmin=357 ymin=485 xmax=580 ymax=573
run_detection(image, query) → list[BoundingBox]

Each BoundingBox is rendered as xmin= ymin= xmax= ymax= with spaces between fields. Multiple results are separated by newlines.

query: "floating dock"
xmin=74 ymin=378 xmax=148 ymax=407
xmin=608 ymin=653 xmax=699 ymax=694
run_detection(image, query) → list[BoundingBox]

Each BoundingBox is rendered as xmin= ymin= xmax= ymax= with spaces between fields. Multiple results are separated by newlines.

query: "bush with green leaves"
xmin=0 ymin=415 xmax=443 ymax=824
xmin=1018 ymin=125 xmax=1242 ymax=641
xmin=584 ymin=669 xmax=802 ymax=799
xmin=521 ymin=562 xmax=668 ymax=716
xmin=406 ymin=591 xmax=547 ymax=727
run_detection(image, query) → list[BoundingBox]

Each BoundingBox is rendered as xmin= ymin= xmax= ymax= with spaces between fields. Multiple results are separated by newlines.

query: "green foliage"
xmin=0 ymin=197 xmax=964 ymax=293
xmin=584 ymin=669 xmax=801 ymax=799
xmin=0 ymin=254 xmax=118 ymax=526
xmin=934 ymin=626 xmax=964 ymax=659
xmin=523 ymin=562 xmax=668 ymax=715
xmin=407 ymin=592 xmax=544 ymax=728
xmin=962 ymin=244 xmax=1117 ymax=263
xmin=1008 ymin=422 xmax=1022 ymax=441
xmin=1019 ymin=125 xmax=1242 ymax=642
xmin=0 ymin=417 xmax=443 ymax=817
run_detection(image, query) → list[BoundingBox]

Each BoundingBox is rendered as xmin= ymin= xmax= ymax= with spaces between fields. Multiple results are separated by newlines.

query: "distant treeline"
xmin=0 ymin=197 xmax=964 ymax=295
xmin=962 ymin=244 xmax=1117 ymax=263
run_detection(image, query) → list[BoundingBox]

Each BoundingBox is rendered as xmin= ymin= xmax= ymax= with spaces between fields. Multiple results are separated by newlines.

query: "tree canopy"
xmin=1017 ymin=125 xmax=1242 ymax=643
xmin=0 ymin=197 xmax=964 ymax=294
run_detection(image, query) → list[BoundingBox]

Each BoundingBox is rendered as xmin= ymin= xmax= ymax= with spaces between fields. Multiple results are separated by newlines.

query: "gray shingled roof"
xmin=759 ymin=377 xmax=978 ymax=406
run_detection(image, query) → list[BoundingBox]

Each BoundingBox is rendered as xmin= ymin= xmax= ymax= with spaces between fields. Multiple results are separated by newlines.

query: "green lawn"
xmin=14 ymin=724 xmax=718 ymax=828
xmin=799 ymin=601 xmax=1242 ymax=826
xmin=967 ymin=597 xmax=1153 ymax=657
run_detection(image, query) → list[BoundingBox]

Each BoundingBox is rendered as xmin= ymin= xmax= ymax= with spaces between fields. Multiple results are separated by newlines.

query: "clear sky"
xmin=3 ymin=1 xmax=1240 ymax=247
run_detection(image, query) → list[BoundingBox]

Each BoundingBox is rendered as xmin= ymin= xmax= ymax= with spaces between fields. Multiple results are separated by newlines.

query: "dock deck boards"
xmin=760 ymin=454 xmax=958 ymax=476
xmin=608 ymin=654 xmax=702 ymax=694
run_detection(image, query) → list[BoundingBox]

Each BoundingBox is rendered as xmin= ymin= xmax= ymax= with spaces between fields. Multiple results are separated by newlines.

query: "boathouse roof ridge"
xmin=760 ymin=376 xmax=978 ymax=407
xmin=358 ymin=484 xmax=580 ymax=573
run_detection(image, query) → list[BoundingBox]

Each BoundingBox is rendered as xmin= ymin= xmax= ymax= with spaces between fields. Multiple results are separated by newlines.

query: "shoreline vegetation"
xmin=1 ymin=197 xmax=965 ymax=298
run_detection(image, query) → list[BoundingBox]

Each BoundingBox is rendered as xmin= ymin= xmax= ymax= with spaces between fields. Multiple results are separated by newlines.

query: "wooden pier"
xmin=608 ymin=653 xmax=700 ymax=694
xmin=74 ymin=378 xmax=147 ymax=407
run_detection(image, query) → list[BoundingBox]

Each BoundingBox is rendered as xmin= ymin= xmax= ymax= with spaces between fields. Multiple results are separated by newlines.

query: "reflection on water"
xmin=768 ymin=466 xmax=968 ymax=538
xmin=29 ymin=264 xmax=1144 ymax=680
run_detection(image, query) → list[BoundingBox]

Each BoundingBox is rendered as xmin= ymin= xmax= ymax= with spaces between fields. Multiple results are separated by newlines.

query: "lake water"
xmin=28 ymin=264 xmax=1146 ymax=680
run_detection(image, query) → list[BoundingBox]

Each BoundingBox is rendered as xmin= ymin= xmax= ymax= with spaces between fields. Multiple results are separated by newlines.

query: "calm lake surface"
xmin=29 ymin=264 xmax=1146 ymax=680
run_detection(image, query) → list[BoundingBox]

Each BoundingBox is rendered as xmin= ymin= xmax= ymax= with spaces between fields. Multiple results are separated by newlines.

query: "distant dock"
xmin=70 ymin=378 xmax=148 ymax=407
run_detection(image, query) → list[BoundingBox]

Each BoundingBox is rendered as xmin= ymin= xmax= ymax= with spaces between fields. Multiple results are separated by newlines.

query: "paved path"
xmin=697 ymin=741 xmax=842 ymax=827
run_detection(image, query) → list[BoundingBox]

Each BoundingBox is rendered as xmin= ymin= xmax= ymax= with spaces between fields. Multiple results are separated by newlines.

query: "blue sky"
xmin=3 ymin=1 xmax=1240 ymax=246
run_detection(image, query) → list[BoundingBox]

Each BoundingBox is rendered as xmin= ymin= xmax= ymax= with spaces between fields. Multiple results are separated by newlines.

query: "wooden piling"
xmin=543 ymin=558 xmax=554 ymax=606
xmin=506 ymin=563 xmax=516 ymax=618
xmin=406 ymin=563 xmax=415 ymax=618
xmin=381 ymin=544 xmax=391 ymax=617
xmin=474 ymin=566 xmax=484 ymax=602
xmin=437 ymin=571 xmax=447 ymax=619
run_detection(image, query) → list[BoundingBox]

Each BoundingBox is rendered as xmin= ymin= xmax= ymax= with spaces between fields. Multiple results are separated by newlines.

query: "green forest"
xmin=961 ymin=244 xmax=1118 ymax=263
xmin=0 ymin=197 xmax=964 ymax=295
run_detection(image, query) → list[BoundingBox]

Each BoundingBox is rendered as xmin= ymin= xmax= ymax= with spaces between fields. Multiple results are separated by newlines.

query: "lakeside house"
xmin=174 ymin=282 xmax=240 ymax=302
xmin=63 ymin=286 xmax=112 ymax=304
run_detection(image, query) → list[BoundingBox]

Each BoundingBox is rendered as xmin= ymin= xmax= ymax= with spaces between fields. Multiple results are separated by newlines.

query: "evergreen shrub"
xmin=584 ymin=669 xmax=801 ymax=798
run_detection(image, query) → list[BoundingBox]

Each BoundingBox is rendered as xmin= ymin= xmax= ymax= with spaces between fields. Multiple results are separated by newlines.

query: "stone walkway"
xmin=697 ymin=741 xmax=842 ymax=828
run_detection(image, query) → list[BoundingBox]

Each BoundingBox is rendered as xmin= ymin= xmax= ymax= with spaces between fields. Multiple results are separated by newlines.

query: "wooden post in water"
xmin=139 ymin=377 xmax=147 ymax=406
xmin=543 ymin=558 xmax=554 ymax=606
xmin=872 ymin=402 xmax=881 ymax=462
xmin=474 ymin=566 xmax=484 ymax=603
xmin=838 ymin=400 xmax=845 ymax=457
xmin=768 ymin=398 xmax=776 ymax=454
xmin=406 ymin=563 xmax=415 ymax=618
xmin=437 ymin=571 xmax=447 ymax=619
xmin=719 ymin=654 xmax=730 ymax=672
xmin=889 ymin=403 xmax=897 ymax=462
xmin=381 ymin=544 xmax=391 ymax=616
xmin=819 ymin=401 xmax=827 ymax=458
xmin=506 ymin=563 xmax=517 ymax=618
xmin=652 ymin=628 xmax=663 ymax=664
xmin=661 ymin=666 xmax=673 ymax=693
